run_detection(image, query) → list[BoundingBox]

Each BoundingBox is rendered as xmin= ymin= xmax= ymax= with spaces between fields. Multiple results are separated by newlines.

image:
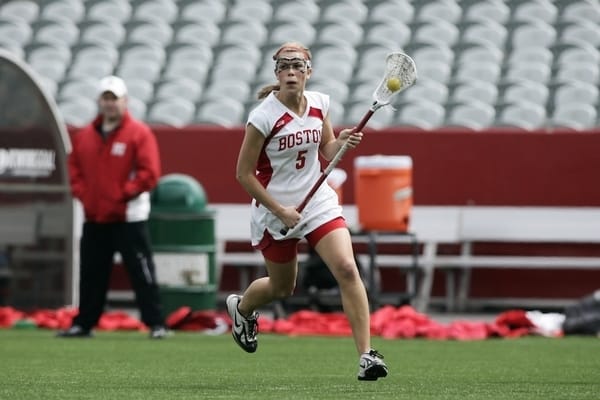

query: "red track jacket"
xmin=68 ymin=111 xmax=161 ymax=223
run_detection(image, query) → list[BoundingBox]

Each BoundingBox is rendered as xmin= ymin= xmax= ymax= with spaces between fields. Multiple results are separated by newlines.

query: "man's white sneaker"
xmin=226 ymin=294 xmax=258 ymax=353
xmin=358 ymin=349 xmax=388 ymax=381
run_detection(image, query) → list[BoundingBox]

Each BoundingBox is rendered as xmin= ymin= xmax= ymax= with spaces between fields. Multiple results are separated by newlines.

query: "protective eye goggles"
xmin=274 ymin=57 xmax=311 ymax=73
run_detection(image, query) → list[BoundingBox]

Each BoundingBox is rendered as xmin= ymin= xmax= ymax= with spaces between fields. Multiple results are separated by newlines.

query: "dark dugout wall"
xmin=0 ymin=49 xmax=73 ymax=310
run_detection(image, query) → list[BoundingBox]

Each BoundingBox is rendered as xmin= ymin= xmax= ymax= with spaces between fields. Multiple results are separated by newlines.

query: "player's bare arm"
xmin=319 ymin=117 xmax=363 ymax=161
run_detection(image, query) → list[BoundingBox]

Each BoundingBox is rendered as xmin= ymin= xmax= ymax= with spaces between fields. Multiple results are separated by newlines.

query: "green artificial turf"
xmin=0 ymin=329 xmax=598 ymax=400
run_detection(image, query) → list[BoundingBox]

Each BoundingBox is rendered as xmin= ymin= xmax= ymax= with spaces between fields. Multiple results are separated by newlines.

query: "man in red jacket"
xmin=57 ymin=76 xmax=168 ymax=339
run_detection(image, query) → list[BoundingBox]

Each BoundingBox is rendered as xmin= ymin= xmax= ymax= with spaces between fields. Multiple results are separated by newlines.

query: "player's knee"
xmin=332 ymin=259 xmax=360 ymax=284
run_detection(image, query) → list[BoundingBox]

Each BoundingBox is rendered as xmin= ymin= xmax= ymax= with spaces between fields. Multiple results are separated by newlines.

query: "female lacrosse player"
xmin=227 ymin=42 xmax=388 ymax=381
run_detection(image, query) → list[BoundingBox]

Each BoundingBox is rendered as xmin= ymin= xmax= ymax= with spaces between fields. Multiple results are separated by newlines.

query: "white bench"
xmin=213 ymin=204 xmax=600 ymax=312
xmin=427 ymin=207 xmax=600 ymax=311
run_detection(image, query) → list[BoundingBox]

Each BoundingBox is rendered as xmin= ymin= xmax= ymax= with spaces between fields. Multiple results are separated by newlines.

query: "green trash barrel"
xmin=148 ymin=174 xmax=217 ymax=315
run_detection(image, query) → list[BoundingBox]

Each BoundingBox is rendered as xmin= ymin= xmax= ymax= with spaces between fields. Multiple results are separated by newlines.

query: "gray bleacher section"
xmin=0 ymin=0 xmax=599 ymax=130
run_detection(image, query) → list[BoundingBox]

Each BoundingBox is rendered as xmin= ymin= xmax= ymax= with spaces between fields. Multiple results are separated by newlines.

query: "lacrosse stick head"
xmin=372 ymin=52 xmax=417 ymax=108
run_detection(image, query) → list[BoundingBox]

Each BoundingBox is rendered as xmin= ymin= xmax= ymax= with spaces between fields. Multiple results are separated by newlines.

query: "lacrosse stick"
xmin=280 ymin=52 xmax=417 ymax=234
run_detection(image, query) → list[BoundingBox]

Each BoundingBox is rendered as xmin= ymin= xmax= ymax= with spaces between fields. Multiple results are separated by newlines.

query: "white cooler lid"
xmin=354 ymin=155 xmax=413 ymax=169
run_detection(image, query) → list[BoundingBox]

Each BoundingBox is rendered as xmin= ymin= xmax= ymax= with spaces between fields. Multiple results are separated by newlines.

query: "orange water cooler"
xmin=354 ymin=155 xmax=413 ymax=231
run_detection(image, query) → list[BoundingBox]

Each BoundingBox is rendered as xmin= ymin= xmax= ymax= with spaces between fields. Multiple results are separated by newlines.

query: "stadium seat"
xmin=214 ymin=44 xmax=262 ymax=67
xmin=269 ymin=20 xmax=317 ymax=48
xmin=127 ymin=95 xmax=147 ymax=121
xmin=27 ymin=43 xmax=72 ymax=68
xmin=310 ymin=55 xmax=354 ymax=83
xmin=40 ymin=0 xmax=85 ymax=24
xmin=174 ymin=21 xmax=220 ymax=47
xmin=318 ymin=21 xmax=364 ymax=48
xmin=228 ymin=1 xmax=273 ymax=23
xmin=353 ymin=59 xmax=387 ymax=85
xmin=495 ymin=102 xmax=547 ymax=130
xmin=347 ymin=81 xmax=378 ymax=104
xmin=273 ymin=1 xmax=320 ymax=24
xmin=504 ymin=62 xmax=552 ymax=85
xmin=507 ymin=46 xmax=553 ymax=66
xmin=80 ymin=20 xmax=127 ymax=48
xmin=221 ymin=20 xmax=269 ymax=47
xmin=416 ymin=61 xmax=452 ymax=84
xmin=33 ymin=19 xmax=80 ymax=47
xmin=456 ymin=44 xmax=504 ymax=66
xmin=195 ymin=97 xmax=246 ymax=127
xmin=327 ymin=98 xmax=345 ymax=128
xmin=445 ymin=102 xmax=496 ymax=130
xmin=116 ymin=61 xmax=162 ymax=83
xmin=86 ymin=0 xmax=132 ymax=24
xmin=510 ymin=21 xmax=557 ymax=49
xmin=561 ymin=1 xmax=600 ymax=24
xmin=312 ymin=43 xmax=358 ymax=66
xmin=133 ymin=0 xmax=179 ymax=24
xmin=154 ymin=77 xmax=203 ymax=103
xmin=307 ymin=79 xmax=350 ymax=102
xmin=70 ymin=43 xmax=120 ymax=67
xmin=551 ymin=103 xmax=597 ymax=131
xmin=167 ymin=43 xmax=213 ymax=66
xmin=559 ymin=21 xmax=600 ymax=48
xmin=211 ymin=61 xmax=257 ymax=85
xmin=368 ymin=0 xmax=414 ymax=25
xmin=68 ymin=57 xmax=115 ymax=80
xmin=512 ymin=1 xmax=558 ymax=24
xmin=147 ymin=98 xmax=195 ymax=128
xmin=29 ymin=58 xmax=68 ymax=82
xmin=364 ymin=23 xmax=411 ymax=50
xmin=0 ymin=19 xmax=33 ymax=48
xmin=413 ymin=19 xmax=460 ymax=48
xmin=58 ymin=97 xmax=98 ymax=127
xmin=555 ymin=43 xmax=600 ymax=66
xmin=0 ymin=0 xmax=39 ymax=24
xmin=395 ymin=100 xmax=445 ymax=130
xmin=346 ymin=101 xmax=394 ymax=130
xmin=127 ymin=21 xmax=174 ymax=48
xmin=554 ymin=63 xmax=600 ymax=85
xmin=59 ymin=77 xmax=103 ymax=102
xmin=163 ymin=59 xmax=211 ymax=84
xmin=321 ymin=1 xmax=368 ymax=24
xmin=416 ymin=0 xmax=462 ymax=24
xmin=450 ymin=81 xmax=499 ymax=106
xmin=400 ymin=78 xmax=449 ymax=105
xmin=124 ymin=78 xmax=154 ymax=103
xmin=410 ymin=43 xmax=455 ymax=66
xmin=179 ymin=0 xmax=227 ymax=23
xmin=501 ymin=81 xmax=550 ymax=107
xmin=461 ymin=20 xmax=508 ymax=49
xmin=463 ymin=0 xmax=510 ymax=24
xmin=553 ymin=81 xmax=599 ymax=108
xmin=0 ymin=43 xmax=24 ymax=59
xmin=202 ymin=79 xmax=252 ymax=105
xmin=120 ymin=42 xmax=166 ymax=66
xmin=454 ymin=61 xmax=502 ymax=85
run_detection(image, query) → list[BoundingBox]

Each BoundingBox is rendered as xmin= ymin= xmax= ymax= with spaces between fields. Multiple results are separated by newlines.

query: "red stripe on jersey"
xmin=308 ymin=107 xmax=323 ymax=120
xmin=255 ymin=112 xmax=294 ymax=199
xmin=271 ymin=113 xmax=293 ymax=136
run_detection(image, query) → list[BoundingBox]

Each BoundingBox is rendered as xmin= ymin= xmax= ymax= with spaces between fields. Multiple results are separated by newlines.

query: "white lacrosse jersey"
xmin=247 ymin=90 xmax=343 ymax=245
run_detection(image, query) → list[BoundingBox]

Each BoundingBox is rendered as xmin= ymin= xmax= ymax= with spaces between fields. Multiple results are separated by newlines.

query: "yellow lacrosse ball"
xmin=386 ymin=77 xmax=402 ymax=92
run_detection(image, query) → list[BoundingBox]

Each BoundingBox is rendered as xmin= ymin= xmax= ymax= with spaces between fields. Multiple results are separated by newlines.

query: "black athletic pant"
xmin=73 ymin=221 xmax=165 ymax=330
